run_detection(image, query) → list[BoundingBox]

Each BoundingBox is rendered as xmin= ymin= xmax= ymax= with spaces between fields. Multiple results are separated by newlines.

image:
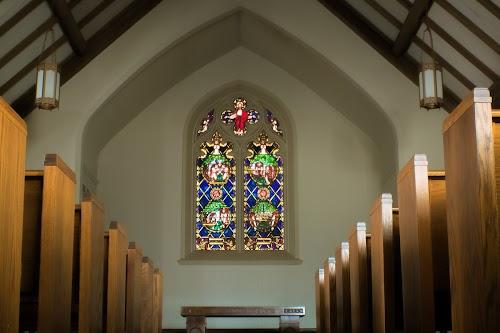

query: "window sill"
xmin=178 ymin=251 xmax=302 ymax=265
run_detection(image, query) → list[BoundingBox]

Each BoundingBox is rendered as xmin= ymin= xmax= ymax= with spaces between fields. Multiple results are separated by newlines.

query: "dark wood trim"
xmin=0 ymin=0 xmax=81 ymax=71
xmin=0 ymin=0 xmax=44 ymax=38
xmin=396 ymin=0 xmax=498 ymax=82
xmin=78 ymin=0 xmax=117 ymax=28
xmin=393 ymin=0 xmax=434 ymax=56
xmin=477 ymin=0 xmax=500 ymax=20
xmin=435 ymin=0 xmax=500 ymax=54
xmin=11 ymin=0 xmax=162 ymax=118
xmin=46 ymin=0 xmax=86 ymax=54
xmin=163 ymin=330 xmax=315 ymax=333
xmin=318 ymin=0 xmax=460 ymax=112
xmin=490 ymin=80 xmax=500 ymax=108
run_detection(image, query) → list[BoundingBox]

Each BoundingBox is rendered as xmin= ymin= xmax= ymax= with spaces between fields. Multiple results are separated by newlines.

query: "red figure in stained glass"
xmin=222 ymin=97 xmax=259 ymax=135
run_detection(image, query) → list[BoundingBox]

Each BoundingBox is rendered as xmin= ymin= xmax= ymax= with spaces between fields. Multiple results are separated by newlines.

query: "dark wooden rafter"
xmin=365 ymin=0 xmax=474 ymax=89
xmin=46 ymin=0 xmax=86 ymax=54
xmin=0 ymin=0 xmax=44 ymax=38
xmin=0 ymin=0 xmax=113 ymax=96
xmin=12 ymin=0 xmax=163 ymax=118
xmin=318 ymin=0 xmax=460 ymax=112
xmin=0 ymin=0 xmax=81 ymax=71
xmin=477 ymin=0 xmax=500 ymax=20
xmin=436 ymin=0 xmax=500 ymax=54
xmin=396 ymin=0 xmax=498 ymax=82
xmin=393 ymin=0 xmax=434 ymax=56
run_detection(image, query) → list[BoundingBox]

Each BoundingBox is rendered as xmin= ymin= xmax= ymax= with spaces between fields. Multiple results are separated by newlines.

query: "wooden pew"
xmin=335 ymin=242 xmax=351 ymax=332
xmin=72 ymin=197 xmax=105 ymax=332
xmin=323 ymin=257 xmax=336 ymax=333
xmin=348 ymin=222 xmax=372 ymax=333
xmin=492 ymin=109 xmax=500 ymax=211
xmin=20 ymin=154 xmax=76 ymax=332
xmin=369 ymin=194 xmax=404 ymax=333
xmin=126 ymin=242 xmax=143 ymax=333
xmin=141 ymin=257 xmax=155 ymax=333
xmin=442 ymin=88 xmax=498 ymax=332
xmin=153 ymin=268 xmax=164 ymax=333
xmin=397 ymin=154 xmax=451 ymax=332
xmin=103 ymin=222 xmax=128 ymax=333
xmin=315 ymin=268 xmax=325 ymax=332
xmin=0 ymin=98 xmax=27 ymax=332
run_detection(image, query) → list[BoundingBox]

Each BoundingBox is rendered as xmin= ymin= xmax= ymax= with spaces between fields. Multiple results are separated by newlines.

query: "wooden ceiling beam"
xmin=318 ymin=0 xmax=460 ymax=112
xmin=12 ymin=0 xmax=162 ymax=118
xmin=46 ymin=0 xmax=86 ymax=54
xmin=393 ymin=0 xmax=434 ymax=56
xmin=396 ymin=0 xmax=498 ymax=81
xmin=477 ymin=0 xmax=500 ymax=20
xmin=435 ymin=0 xmax=500 ymax=54
xmin=0 ymin=0 xmax=44 ymax=38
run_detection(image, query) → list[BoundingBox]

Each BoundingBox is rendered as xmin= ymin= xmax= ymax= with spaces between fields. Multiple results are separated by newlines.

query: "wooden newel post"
xmin=186 ymin=316 xmax=206 ymax=333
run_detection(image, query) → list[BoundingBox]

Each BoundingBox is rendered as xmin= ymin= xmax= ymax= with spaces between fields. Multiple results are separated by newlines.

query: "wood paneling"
xmin=126 ymin=242 xmax=143 ymax=333
xmin=105 ymin=221 xmax=128 ymax=333
xmin=397 ymin=154 xmax=435 ymax=332
xmin=141 ymin=257 xmax=155 ymax=333
xmin=492 ymin=110 xmax=500 ymax=212
xmin=78 ymin=197 xmax=105 ymax=333
xmin=153 ymin=268 xmax=163 ymax=333
xmin=348 ymin=223 xmax=372 ymax=333
xmin=442 ymin=88 xmax=498 ymax=332
xmin=0 ymin=98 xmax=26 ymax=333
xmin=315 ymin=268 xmax=325 ymax=332
xmin=335 ymin=242 xmax=351 ymax=332
xmin=323 ymin=257 xmax=336 ymax=333
xmin=369 ymin=195 xmax=404 ymax=333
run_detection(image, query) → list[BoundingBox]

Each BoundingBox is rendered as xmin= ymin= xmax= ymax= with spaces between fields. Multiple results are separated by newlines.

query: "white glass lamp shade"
xmin=419 ymin=62 xmax=444 ymax=109
xmin=35 ymin=62 xmax=60 ymax=110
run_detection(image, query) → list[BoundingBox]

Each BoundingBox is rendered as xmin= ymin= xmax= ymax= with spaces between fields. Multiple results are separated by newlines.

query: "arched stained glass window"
xmin=188 ymin=94 xmax=291 ymax=256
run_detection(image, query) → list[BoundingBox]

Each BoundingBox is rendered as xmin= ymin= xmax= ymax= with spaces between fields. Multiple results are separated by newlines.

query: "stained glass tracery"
xmin=196 ymin=131 xmax=236 ymax=250
xmin=244 ymin=132 xmax=284 ymax=250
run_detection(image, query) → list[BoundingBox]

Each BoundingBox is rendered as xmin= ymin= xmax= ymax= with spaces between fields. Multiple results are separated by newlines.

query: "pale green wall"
xmin=96 ymin=48 xmax=386 ymax=328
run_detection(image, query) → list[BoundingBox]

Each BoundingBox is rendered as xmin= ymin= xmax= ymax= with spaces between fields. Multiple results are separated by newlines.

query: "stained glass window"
xmin=192 ymin=97 xmax=287 ymax=253
xmin=196 ymin=131 xmax=236 ymax=250
xmin=244 ymin=132 xmax=284 ymax=250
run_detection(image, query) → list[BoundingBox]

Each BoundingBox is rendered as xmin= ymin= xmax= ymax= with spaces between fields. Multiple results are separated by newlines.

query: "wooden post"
xmin=153 ymin=268 xmax=163 ymax=333
xmin=37 ymin=154 xmax=76 ymax=333
xmin=315 ymin=268 xmax=325 ymax=332
xmin=443 ymin=88 xmax=498 ymax=332
xmin=77 ymin=196 xmax=105 ymax=333
xmin=0 ymin=97 xmax=26 ymax=333
xmin=186 ymin=316 xmax=206 ymax=333
xmin=335 ymin=242 xmax=351 ymax=332
xmin=397 ymin=154 xmax=435 ymax=332
xmin=349 ymin=222 xmax=372 ymax=333
xmin=323 ymin=257 xmax=336 ymax=333
xmin=369 ymin=194 xmax=404 ymax=333
xmin=126 ymin=242 xmax=143 ymax=333
xmin=105 ymin=222 xmax=128 ymax=333
xmin=141 ymin=257 xmax=155 ymax=333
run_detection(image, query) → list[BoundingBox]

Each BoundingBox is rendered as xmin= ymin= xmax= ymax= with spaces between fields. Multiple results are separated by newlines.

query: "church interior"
xmin=0 ymin=0 xmax=498 ymax=332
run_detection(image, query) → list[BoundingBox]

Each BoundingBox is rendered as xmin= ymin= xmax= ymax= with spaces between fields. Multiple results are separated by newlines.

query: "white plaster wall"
xmin=24 ymin=0 xmax=447 ymax=178
xmin=97 ymin=48 xmax=385 ymax=328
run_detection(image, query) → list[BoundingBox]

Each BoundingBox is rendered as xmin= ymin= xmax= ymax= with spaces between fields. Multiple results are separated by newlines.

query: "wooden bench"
xmin=181 ymin=306 xmax=306 ymax=332
xmin=141 ymin=257 xmax=155 ymax=333
xmin=126 ymin=242 xmax=143 ymax=333
xmin=0 ymin=97 xmax=27 ymax=332
xmin=369 ymin=194 xmax=404 ymax=333
xmin=349 ymin=222 xmax=372 ymax=333
xmin=442 ymin=88 xmax=498 ymax=332
xmin=492 ymin=109 xmax=499 ymax=214
xmin=103 ymin=222 xmax=128 ymax=333
xmin=72 ymin=197 xmax=105 ymax=332
xmin=153 ymin=268 xmax=164 ymax=333
xmin=397 ymin=154 xmax=451 ymax=332
xmin=315 ymin=268 xmax=326 ymax=332
xmin=323 ymin=257 xmax=336 ymax=333
xmin=335 ymin=242 xmax=351 ymax=332
xmin=21 ymin=154 xmax=76 ymax=332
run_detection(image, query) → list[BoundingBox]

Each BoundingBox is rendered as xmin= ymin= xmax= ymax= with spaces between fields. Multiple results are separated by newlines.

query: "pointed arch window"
xmin=189 ymin=96 xmax=290 ymax=255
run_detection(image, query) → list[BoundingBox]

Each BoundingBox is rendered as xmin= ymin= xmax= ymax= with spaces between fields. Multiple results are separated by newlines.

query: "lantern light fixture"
xmin=35 ymin=27 xmax=60 ymax=110
xmin=418 ymin=24 xmax=443 ymax=110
